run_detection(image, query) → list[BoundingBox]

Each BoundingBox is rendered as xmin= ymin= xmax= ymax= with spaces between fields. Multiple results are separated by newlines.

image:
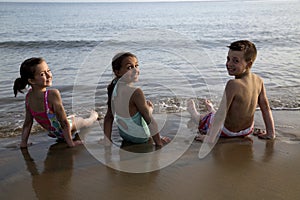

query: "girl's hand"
xmin=161 ymin=136 xmax=171 ymax=145
xmin=155 ymin=136 xmax=171 ymax=148
xmin=146 ymin=100 xmax=153 ymax=108
xmin=99 ymin=137 xmax=112 ymax=147
xmin=147 ymin=100 xmax=154 ymax=113
xmin=72 ymin=140 xmax=84 ymax=146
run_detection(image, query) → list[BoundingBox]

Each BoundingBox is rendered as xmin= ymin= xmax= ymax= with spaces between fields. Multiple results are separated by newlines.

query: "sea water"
xmin=0 ymin=1 xmax=299 ymax=138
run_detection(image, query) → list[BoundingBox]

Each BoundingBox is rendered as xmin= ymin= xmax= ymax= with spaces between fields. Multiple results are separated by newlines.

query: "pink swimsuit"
xmin=26 ymin=90 xmax=72 ymax=139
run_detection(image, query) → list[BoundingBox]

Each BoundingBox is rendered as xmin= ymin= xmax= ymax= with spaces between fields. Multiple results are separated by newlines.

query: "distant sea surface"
xmin=0 ymin=1 xmax=299 ymax=138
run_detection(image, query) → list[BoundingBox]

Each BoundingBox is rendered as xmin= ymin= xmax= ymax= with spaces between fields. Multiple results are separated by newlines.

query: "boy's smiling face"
xmin=226 ymin=50 xmax=249 ymax=77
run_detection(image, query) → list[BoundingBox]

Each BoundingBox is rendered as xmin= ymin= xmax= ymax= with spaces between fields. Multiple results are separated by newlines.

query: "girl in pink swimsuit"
xmin=14 ymin=57 xmax=98 ymax=148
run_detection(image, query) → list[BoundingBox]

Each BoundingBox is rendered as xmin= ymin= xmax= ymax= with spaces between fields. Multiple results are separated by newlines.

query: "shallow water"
xmin=0 ymin=1 xmax=299 ymax=138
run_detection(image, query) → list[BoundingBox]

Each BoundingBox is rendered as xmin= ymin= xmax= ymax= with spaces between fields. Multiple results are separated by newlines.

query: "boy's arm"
xmin=20 ymin=105 xmax=34 ymax=148
xmin=50 ymin=89 xmax=79 ymax=147
xmin=258 ymin=83 xmax=276 ymax=139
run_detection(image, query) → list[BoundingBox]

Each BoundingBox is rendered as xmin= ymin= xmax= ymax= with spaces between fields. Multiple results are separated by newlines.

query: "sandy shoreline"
xmin=0 ymin=110 xmax=299 ymax=200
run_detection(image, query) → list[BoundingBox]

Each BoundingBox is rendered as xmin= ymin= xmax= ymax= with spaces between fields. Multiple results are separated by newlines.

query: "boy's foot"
xmin=187 ymin=99 xmax=202 ymax=123
xmin=187 ymin=99 xmax=196 ymax=113
xmin=187 ymin=99 xmax=198 ymax=115
xmin=205 ymin=100 xmax=216 ymax=113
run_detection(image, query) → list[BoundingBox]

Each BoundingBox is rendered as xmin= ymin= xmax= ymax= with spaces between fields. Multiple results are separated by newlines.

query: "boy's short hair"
xmin=227 ymin=40 xmax=257 ymax=63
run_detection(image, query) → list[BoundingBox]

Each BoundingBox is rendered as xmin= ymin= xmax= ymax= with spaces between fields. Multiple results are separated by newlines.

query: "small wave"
xmin=0 ymin=40 xmax=101 ymax=49
xmin=269 ymin=98 xmax=300 ymax=111
xmin=0 ymin=124 xmax=44 ymax=139
xmin=1 ymin=96 xmax=299 ymax=138
xmin=271 ymin=107 xmax=300 ymax=111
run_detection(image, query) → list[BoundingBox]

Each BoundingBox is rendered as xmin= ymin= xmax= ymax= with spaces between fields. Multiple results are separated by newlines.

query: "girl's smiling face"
xmin=226 ymin=50 xmax=249 ymax=77
xmin=29 ymin=61 xmax=53 ymax=89
xmin=116 ymin=56 xmax=140 ymax=83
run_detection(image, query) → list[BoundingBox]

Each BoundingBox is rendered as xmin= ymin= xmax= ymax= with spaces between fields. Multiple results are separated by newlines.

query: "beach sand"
xmin=0 ymin=110 xmax=299 ymax=200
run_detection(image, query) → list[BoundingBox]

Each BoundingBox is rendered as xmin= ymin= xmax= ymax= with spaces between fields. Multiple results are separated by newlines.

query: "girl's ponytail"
xmin=107 ymin=78 xmax=118 ymax=109
xmin=13 ymin=77 xmax=28 ymax=97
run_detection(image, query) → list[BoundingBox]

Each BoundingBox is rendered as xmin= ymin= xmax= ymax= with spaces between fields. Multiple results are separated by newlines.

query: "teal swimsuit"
xmin=115 ymin=112 xmax=151 ymax=144
xmin=112 ymin=81 xmax=150 ymax=143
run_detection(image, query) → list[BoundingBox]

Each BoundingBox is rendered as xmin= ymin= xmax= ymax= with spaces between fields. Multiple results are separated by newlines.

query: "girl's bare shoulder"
xmin=47 ymin=89 xmax=62 ymax=102
xmin=131 ymin=87 xmax=146 ymax=104
xmin=132 ymin=87 xmax=144 ymax=96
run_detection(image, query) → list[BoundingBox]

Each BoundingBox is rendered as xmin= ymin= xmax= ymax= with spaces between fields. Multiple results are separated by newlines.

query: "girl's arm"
xmin=49 ymin=89 xmax=78 ymax=147
xmin=132 ymin=88 xmax=163 ymax=146
xmin=103 ymin=107 xmax=114 ymax=144
xmin=258 ymin=83 xmax=276 ymax=139
xmin=133 ymin=88 xmax=152 ymax=123
xmin=20 ymin=105 xmax=34 ymax=148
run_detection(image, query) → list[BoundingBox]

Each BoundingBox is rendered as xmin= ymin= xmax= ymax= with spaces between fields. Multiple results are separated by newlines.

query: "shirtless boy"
xmin=188 ymin=40 xmax=275 ymax=142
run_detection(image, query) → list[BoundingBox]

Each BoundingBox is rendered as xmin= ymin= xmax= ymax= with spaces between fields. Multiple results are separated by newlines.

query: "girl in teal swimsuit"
xmin=103 ymin=52 xmax=170 ymax=147
xmin=14 ymin=57 xmax=99 ymax=148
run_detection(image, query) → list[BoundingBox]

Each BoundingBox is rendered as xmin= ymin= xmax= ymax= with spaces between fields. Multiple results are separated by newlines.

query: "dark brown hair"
xmin=107 ymin=52 xmax=137 ymax=108
xmin=227 ymin=40 xmax=257 ymax=63
xmin=13 ymin=57 xmax=45 ymax=97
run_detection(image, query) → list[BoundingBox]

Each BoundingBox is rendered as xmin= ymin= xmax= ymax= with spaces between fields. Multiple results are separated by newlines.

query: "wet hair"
xmin=13 ymin=57 xmax=45 ymax=97
xmin=227 ymin=40 xmax=257 ymax=63
xmin=107 ymin=52 xmax=137 ymax=108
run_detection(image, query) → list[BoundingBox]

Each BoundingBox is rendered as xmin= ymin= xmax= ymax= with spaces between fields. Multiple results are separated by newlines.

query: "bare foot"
xmin=205 ymin=100 xmax=216 ymax=113
xmin=187 ymin=99 xmax=201 ymax=123
xmin=90 ymin=110 xmax=99 ymax=121
xmin=187 ymin=99 xmax=197 ymax=114
xmin=195 ymin=134 xmax=206 ymax=142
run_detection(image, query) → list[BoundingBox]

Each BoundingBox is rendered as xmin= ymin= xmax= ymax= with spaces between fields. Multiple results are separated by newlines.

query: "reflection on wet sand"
xmin=21 ymin=143 xmax=79 ymax=199
xmin=1 ymin=110 xmax=295 ymax=200
xmin=212 ymin=137 xmax=275 ymax=165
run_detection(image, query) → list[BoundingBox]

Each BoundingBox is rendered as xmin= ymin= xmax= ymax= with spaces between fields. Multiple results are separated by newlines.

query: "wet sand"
xmin=0 ymin=110 xmax=300 ymax=200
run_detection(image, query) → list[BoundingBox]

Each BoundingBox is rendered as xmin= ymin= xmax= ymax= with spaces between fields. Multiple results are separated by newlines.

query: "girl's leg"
xmin=71 ymin=110 xmax=99 ymax=131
